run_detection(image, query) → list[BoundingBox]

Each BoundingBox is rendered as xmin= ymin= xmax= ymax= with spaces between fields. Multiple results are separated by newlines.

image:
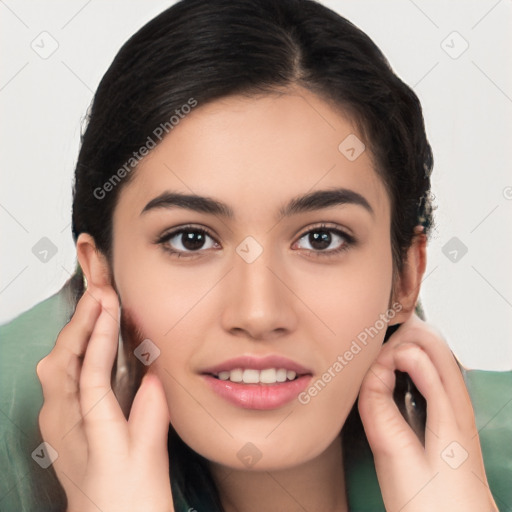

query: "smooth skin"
xmin=36 ymin=88 xmax=497 ymax=512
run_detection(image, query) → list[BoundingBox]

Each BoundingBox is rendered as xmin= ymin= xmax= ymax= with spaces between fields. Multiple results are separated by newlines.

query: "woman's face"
xmin=111 ymin=87 xmax=396 ymax=470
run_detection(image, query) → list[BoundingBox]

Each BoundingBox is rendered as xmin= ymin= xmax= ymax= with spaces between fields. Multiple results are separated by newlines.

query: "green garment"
xmin=1 ymin=277 xmax=511 ymax=511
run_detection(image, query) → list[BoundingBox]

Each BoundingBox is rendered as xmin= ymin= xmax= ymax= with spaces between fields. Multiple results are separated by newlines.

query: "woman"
xmin=33 ymin=0 xmax=498 ymax=510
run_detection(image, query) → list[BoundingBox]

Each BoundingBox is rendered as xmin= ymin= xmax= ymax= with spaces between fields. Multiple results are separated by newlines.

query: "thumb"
xmin=129 ymin=372 xmax=171 ymax=456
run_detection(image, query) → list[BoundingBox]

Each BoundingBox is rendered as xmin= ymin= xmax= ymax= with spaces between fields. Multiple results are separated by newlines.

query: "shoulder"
xmin=0 ymin=276 xmax=78 ymax=512
xmin=462 ymin=367 xmax=512 ymax=511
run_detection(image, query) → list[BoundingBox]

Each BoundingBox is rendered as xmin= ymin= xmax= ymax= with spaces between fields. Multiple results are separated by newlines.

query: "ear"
xmin=76 ymin=233 xmax=112 ymax=289
xmin=389 ymin=226 xmax=427 ymax=324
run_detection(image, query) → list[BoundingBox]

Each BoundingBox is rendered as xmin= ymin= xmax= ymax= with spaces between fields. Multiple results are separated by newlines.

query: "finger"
xmin=36 ymin=287 xmax=104 ymax=456
xmin=391 ymin=343 xmax=459 ymax=444
xmin=36 ymin=288 xmax=102 ymax=401
xmin=80 ymin=288 xmax=120 ymax=393
xmin=37 ymin=355 xmax=85 ymax=438
xmin=387 ymin=318 xmax=475 ymax=433
xmin=359 ymin=360 xmax=431 ymax=510
xmin=128 ymin=373 xmax=174 ymax=509
xmin=80 ymin=288 xmax=127 ymax=446
xmin=359 ymin=358 xmax=425 ymax=461
xmin=391 ymin=343 xmax=489 ymax=485
xmin=129 ymin=372 xmax=171 ymax=462
xmin=360 ymin=341 xmax=458 ymax=455
xmin=52 ymin=287 xmax=103 ymax=359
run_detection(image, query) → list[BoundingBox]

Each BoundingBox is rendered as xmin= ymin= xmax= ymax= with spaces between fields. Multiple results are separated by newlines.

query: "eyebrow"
xmin=140 ymin=187 xmax=374 ymax=219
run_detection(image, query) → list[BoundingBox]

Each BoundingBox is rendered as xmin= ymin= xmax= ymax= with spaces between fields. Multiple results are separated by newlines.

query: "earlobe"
xmin=76 ymin=233 xmax=112 ymax=289
xmin=389 ymin=227 xmax=427 ymax=324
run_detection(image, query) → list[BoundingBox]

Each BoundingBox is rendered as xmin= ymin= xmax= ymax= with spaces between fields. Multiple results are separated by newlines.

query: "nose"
xmin=220 ymin=242 xmax=298 ymax=341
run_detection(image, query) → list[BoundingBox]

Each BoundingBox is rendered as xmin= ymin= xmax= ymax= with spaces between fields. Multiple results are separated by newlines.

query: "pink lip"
xmin=200 ymin=354 xmax=312 ymax=376
xmin=202 ymin=374 xmax=313 ymax=410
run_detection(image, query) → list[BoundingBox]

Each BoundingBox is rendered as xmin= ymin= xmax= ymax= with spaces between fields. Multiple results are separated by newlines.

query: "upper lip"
xmin=201 ymin=355 xmax=313 ymax=376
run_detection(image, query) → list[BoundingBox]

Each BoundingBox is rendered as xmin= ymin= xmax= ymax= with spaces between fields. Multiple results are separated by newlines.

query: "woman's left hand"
xmin=358 ymin=313 xmax=499 ymax=512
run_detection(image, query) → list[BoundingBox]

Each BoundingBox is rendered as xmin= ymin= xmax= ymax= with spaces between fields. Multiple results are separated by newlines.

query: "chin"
xmin=187 ymin=431 xmax=334 ymax=473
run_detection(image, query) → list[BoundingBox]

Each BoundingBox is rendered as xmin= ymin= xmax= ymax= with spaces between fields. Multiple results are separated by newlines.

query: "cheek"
xmin=293 ymin=243 xmax=394 ymax=347
xmin=291 ymin=242 xmax=394 ymax=397
xmin=115 ymin=250 xmax=206 ymax=342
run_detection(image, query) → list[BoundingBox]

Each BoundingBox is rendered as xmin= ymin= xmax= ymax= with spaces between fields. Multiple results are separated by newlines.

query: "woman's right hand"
xmin=36 ymin=284 xmax=175 ymax=512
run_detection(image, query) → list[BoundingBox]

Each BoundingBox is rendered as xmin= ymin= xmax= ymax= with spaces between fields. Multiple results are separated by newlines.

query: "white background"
xmin=1 ymin=0 xmax=511 ymax=370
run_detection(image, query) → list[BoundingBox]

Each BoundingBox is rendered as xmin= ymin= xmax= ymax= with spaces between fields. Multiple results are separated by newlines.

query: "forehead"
xmin=115 ymin=88 xmax=389 ymax=224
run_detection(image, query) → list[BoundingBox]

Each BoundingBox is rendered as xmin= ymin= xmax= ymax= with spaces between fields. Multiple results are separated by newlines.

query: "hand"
xmin=36 ymin=285 xmax=175 ymax=512
xmin=358 ymin=314 xmax=498 ymax=512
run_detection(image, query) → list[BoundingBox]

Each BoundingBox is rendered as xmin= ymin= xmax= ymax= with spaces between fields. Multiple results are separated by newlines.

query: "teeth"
xmin=276 ymin=368 xmax=287 ymax=382
xmin=243 ymin=369 xmax=260 ymax=384
xmin=260 ymin=368 xmax=276 ymax=383
xmin=215 ymin=368 xmax=299 ymax=384
xmin=229 ymin=369 xmax=243 ymax=382
xmin=286 ymin=370 xmax=296 ymax=381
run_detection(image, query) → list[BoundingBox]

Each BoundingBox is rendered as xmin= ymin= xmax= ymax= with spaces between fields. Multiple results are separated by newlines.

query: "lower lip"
xmin=202 ymin=374 xmax=312 ymax=410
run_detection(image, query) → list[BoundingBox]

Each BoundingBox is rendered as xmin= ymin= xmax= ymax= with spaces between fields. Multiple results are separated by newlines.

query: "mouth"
xmin=199 ymin=355 xmax=313 ymax=409
xmin=201 ymin=367 xmax=312 ymax=410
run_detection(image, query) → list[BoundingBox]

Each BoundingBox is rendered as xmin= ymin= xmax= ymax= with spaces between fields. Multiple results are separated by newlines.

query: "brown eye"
xmin=305 ymin=229 xmax=334 ymax=250
xmin=158 ymin=226 xmax=220 ymax=256
xmin=294 ymin=225 xmax=354 ymax=257
xmin=178 ymin=230 xmax=209 ymax=251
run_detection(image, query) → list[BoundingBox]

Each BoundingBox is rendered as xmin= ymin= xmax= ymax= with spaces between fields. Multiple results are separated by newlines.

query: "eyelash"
xmin=155 ymin=223 xmax=356 ymax=259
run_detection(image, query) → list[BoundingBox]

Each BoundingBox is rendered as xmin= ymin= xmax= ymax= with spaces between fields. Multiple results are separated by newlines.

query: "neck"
xmin=209 ymin=434 xmax=348 ymax=512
